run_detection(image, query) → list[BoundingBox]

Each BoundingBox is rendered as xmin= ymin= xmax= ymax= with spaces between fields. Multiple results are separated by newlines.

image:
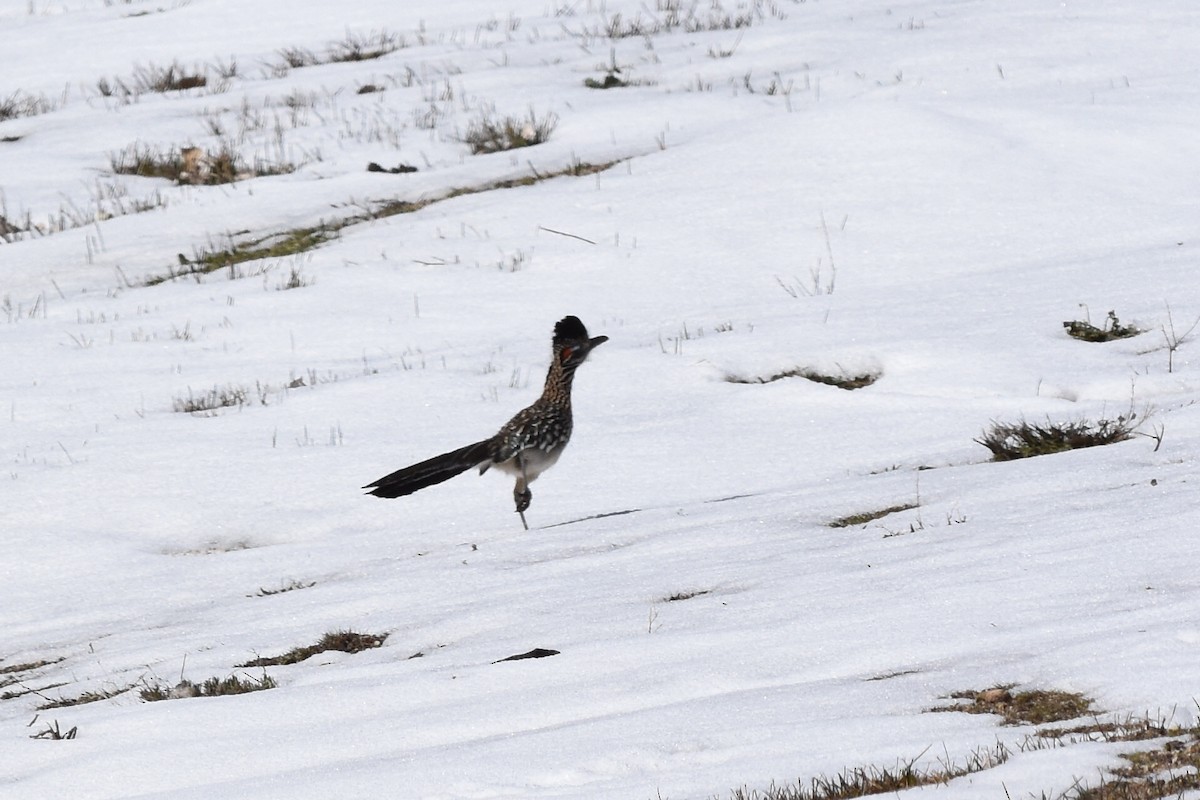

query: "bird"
xmin=364 ymin=316 xmax=608 ymax=529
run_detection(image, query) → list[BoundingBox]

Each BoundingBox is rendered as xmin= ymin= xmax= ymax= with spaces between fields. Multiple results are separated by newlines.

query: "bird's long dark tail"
xmin=364 ymin=439 xmax=493 ymax=498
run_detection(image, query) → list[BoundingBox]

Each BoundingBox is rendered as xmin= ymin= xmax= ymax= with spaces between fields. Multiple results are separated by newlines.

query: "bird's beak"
xmin=588 ymin=335 xmax=609 ymax=350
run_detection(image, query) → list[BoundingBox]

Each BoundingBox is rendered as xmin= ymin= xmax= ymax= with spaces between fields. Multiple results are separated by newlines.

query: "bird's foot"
xmin=514 ymin=488 xmax=532 ymax=513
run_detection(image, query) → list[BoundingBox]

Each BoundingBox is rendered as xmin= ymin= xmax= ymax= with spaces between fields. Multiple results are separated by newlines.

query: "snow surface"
xmin=2 ymin=0 xmax=1199 ymax=797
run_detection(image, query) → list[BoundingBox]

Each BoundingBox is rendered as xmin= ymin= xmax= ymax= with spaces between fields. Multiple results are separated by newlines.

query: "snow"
xmin=2 ymin=0 xmax=1199 ymax=797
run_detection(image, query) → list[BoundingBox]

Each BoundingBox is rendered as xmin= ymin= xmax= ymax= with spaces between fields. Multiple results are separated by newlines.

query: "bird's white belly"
xmin=492 ymin=445 xmax=563 ymax=483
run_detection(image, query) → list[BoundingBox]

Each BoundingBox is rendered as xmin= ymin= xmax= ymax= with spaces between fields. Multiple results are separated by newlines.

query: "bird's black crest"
xmin=553 ymin=315 xmax=588 ymax=343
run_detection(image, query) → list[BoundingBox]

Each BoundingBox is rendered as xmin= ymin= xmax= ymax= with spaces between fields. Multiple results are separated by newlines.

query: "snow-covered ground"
xmin=3 ymin=0 xmax=1199 ymax=797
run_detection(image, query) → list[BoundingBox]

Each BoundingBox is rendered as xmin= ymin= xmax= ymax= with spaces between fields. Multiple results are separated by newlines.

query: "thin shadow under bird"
xmin=364 ymin=316 xmax=608 ymax=529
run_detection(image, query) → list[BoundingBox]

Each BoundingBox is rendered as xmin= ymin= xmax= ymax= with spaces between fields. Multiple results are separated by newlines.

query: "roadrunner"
xmin=364 ymin=316 xmax=607 ymax=529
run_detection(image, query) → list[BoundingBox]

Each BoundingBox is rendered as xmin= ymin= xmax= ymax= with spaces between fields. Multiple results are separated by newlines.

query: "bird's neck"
xmin=541 ymin=359 xmax=576 ymax=405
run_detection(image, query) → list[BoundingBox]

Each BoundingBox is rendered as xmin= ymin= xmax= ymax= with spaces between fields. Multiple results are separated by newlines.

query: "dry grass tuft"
xmin=0 ymin=90 xmax=59 ymax=121
xmin=140 ymin=672 xmax=276 ymax=701
xmin=154 ymin=226 xmax=336 ymax=285
xmin=38 ymin=686 xmax=130 ymax=709
xmin=237 ymin=630 xmax=388 ymax=668
xmin=976 ymin=417 xmax=1135 ymax=461
xmin=172 ymin=384 xmax=252 ymax=415
xmin=96 ymin=61 xmax=216 ymax=101
xmin=328 ymin=30 xmax=405 ymax=62
xmin=463 ymin=109 xmax=558 ymax=154
xmin=28 ymin=717 xmax=77 ymax=740
xmin=662 ymin=589 xmax=712 ymax=602
xmin=1 ymin=658 xmax=64 ymax=675
xmin=110 ymin=141 xmax=296 ymax=186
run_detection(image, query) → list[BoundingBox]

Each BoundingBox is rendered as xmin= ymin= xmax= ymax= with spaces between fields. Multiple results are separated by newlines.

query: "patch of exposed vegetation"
xmin=276 ymin=265 xmax=312 ymax=290
xmin=2 ymin=659 xmax=67 ymax=700
xmin=140 ymin=672 xmax=276 ymax=702
xmin=367 ymin=161 xmax=417 ymax=174
xmin=142 ymin=158 xmax=625 ymax=284
xmin=328 ymin=29 xmax=406 ymax=62
xmin=935 ymin=686 xmax=1096 ymax=725
xmin=571 ymin=0 xmax=775 ymax=43
xmin=728 ymin=702 xmax=1200 ymax=800
xmin=38 ymin=685 xmax=130 ymax=709
xmin=584 ymin=51 xmax=652 ymax=89
xmin=172 ymin=384 xmax=254 ymax=415
xmin=237 ymin=630 xmax=388 ymax=668
xmin=0 ymin=90 xmax=60 ymax=121
xmin=151 ymin=227 xmax=337 ymax=286
xmin=829 ymin=503 xmax=918 ymax=529
xmin=276 ymin=46 xmax=321 ymax=70
xmin=726 ymin=743 xmax=1011 ymax=800
xmin=727 ymin=367 xmax=877 ymax=391
xmin=272 ymin=29 xmax=405 ymax=75
xmin=1034 ymin=714 xmax=1200 ymax=800
xmin=864 ymin=669 xmax=921 ymax=682
xmin=975 ymin=416 xmax=1135 ymax=461
xmin=584 ymin=73 xmax=631 ymax=89
xmin=2 ymin=683 xmax=67 ymax=701
xmin=1 ymin=657 xmax=64 ymax=675
xmin=662 ymin=589 xmax=712 ymax=602
xmin=462 ymin=109 xmax=558 ymax=154
xmin=110 ymin=141 xmax=296 ymax=186
xmin=96 ymin=61 xmax=209 ymax=98
xmin=253 ymin=579 xmax=316 ymax=597
xmin=1074 ymin=738 xmax=1200 ymax=800
xmin=0 ymin=181 xmax=171 ymax=244
xmin=1063 ymin=310 xmax=1141 ymax=342
xmin=1041 ymin=714 xmax=1191 ymax=745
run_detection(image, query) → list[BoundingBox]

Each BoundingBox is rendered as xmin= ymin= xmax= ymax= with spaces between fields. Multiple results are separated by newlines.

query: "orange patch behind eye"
xmin=560 ymin=346 xmax=575 ymax=362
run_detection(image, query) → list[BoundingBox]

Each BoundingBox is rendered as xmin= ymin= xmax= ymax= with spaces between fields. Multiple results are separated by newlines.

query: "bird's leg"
xmin=513 ymin=454 xmax=532 ymax=530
